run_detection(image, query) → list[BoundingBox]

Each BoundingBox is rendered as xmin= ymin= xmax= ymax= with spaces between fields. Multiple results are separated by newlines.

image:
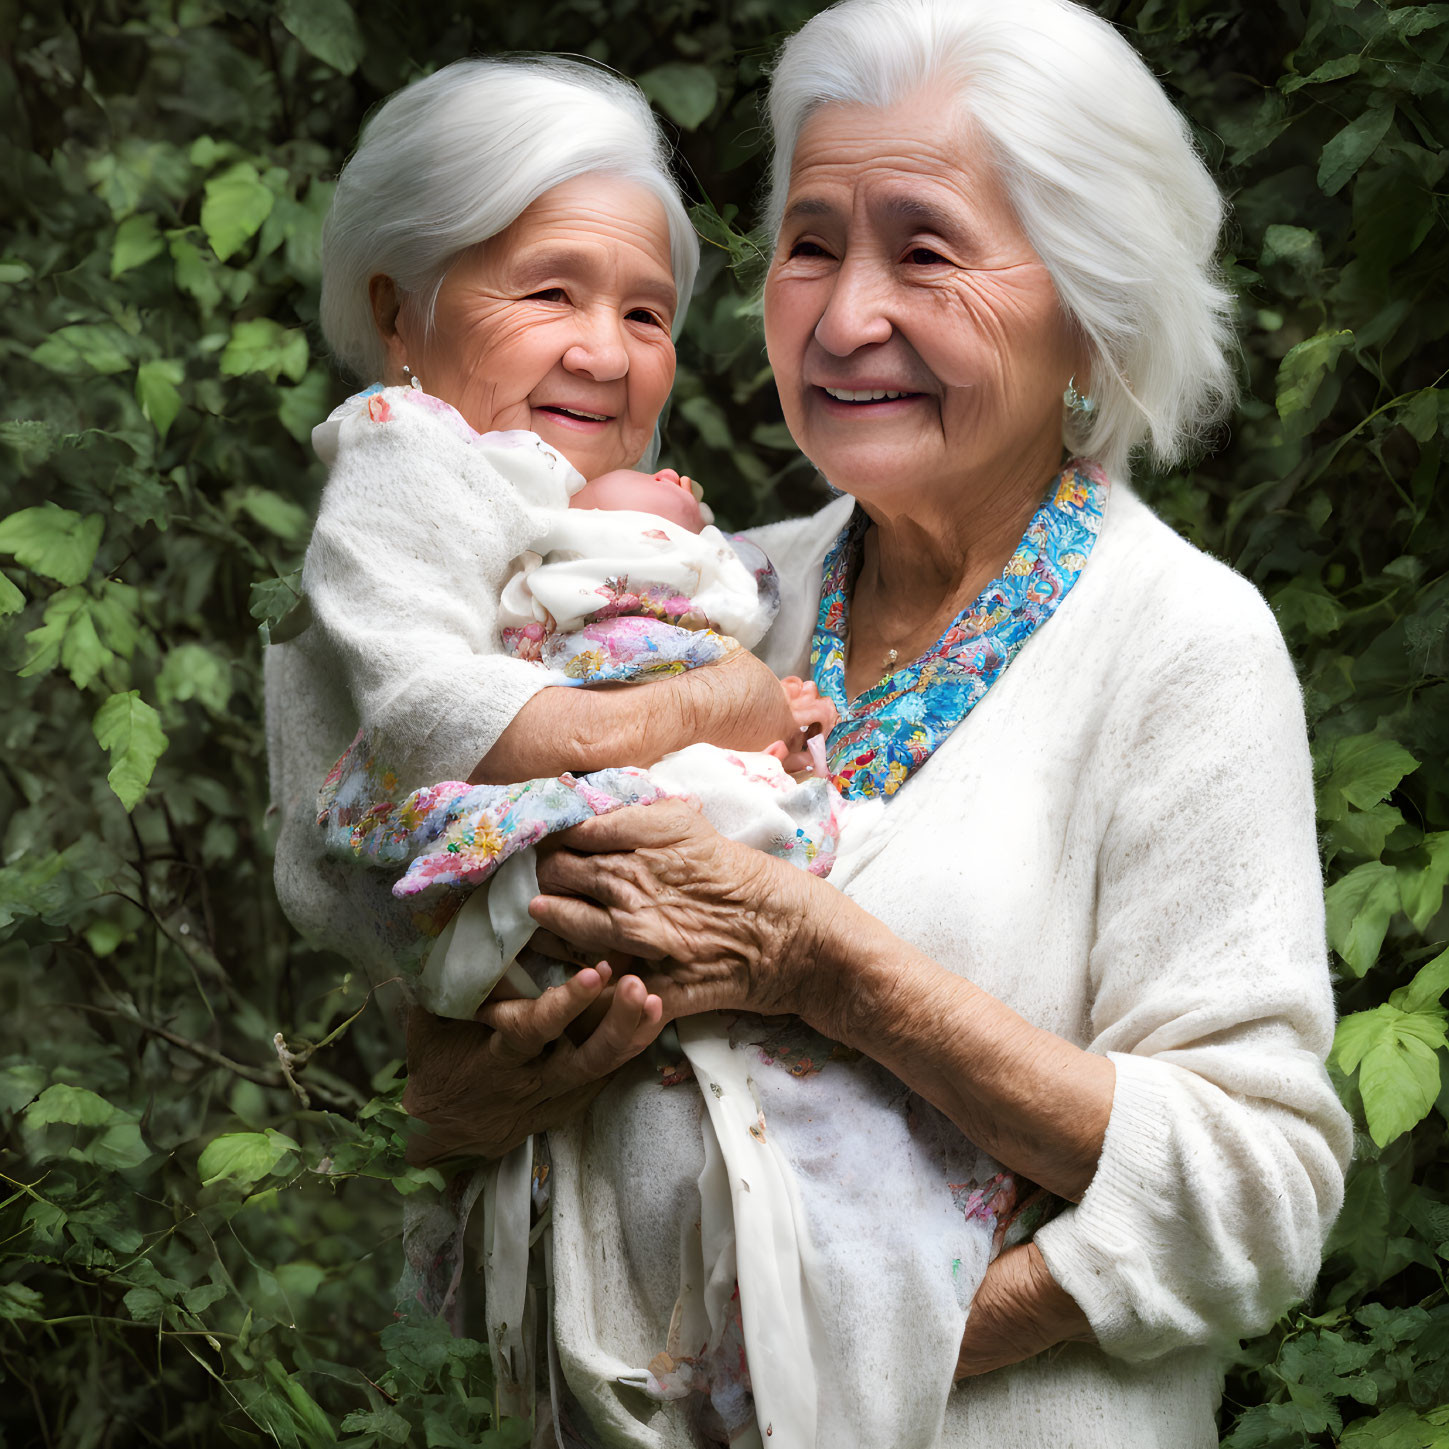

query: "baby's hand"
xmin=766 ymin=677 xmax=837 ymax=778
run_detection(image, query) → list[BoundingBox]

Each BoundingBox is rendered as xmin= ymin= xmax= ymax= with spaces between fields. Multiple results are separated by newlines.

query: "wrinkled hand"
xmin=687 ymin=649 xmax=802 ymax=755
xmin=529 ymin=799 xmax=814 ymax=1022
xmin=402 ymin=964 xmax=663 ymax=1166
xmin=955 ymin=1243 xmax=1094 ymax=1378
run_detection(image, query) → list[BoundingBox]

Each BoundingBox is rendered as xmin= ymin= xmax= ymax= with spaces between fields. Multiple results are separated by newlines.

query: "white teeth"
xmin=553 ymin=407 xmax=609 ymax=421
xmin=823 ymin=387 xmax=909 ymax=402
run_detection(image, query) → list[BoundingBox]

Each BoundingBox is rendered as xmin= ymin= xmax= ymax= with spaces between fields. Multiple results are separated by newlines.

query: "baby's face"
xmin=570 ymin=468 xmax=703 ymax=533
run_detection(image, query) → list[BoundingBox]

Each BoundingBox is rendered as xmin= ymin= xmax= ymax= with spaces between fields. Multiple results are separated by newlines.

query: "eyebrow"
xmin=514 ymin=245 xmax=677 ymax=306
xmin=878 ymin=196 xmax=963 ymax=237
xmin=781 ymin=193 xmax=973 ymax=249
xmin=781 ymin=197 xmax=835 ymax=224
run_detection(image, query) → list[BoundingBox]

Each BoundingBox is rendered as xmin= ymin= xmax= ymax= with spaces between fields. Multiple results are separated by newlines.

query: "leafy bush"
xmin=1 ymin=0 xmax=1445 ymax=1443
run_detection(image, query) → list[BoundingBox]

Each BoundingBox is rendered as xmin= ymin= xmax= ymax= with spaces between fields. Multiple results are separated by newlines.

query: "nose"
xmin=811 ymin=255 xmax=894 ymax=357
xmin=562 ymin=310 xmax=629 ymax=382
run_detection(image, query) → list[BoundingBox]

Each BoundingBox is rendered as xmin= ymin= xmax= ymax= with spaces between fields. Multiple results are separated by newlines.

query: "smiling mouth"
xmin=819 ymin=387 xmax=921 ymax=404
xmin=537 ymin=405 xmax=613 ymax=423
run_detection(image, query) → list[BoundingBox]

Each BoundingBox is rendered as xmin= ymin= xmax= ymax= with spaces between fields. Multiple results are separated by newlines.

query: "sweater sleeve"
xmin=1031 ymin=570 xmax=1353 ymax=1362
xmin=301 ymin=404 xmax=561 ymax=790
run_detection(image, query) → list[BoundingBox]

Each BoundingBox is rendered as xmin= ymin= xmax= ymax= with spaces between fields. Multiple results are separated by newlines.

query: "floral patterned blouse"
xmin=811 ymin=459 xmax=1109 ymax=800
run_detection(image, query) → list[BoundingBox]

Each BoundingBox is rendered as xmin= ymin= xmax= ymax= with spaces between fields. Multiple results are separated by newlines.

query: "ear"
xmin=368 ymin=274 xmax=410 ymax=385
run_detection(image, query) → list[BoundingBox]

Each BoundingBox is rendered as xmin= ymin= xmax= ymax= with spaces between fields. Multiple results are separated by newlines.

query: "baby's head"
xmin=570 ymin=467 xmax=703 ymax=533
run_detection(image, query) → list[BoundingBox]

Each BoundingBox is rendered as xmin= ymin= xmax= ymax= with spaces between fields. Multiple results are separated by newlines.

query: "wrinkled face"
xmin=391 ymin=174 xmax=678 ymax=476
xmin=763 ymin=91 xmax=1080 ymax=508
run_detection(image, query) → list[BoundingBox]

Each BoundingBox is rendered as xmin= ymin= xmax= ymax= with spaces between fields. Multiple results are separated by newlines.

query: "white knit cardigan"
xmin=266 ymin=459 xmax=1352 ymax=1449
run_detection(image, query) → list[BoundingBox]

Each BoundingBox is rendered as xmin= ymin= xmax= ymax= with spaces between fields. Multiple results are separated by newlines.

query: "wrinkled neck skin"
xmin=852 ymin=427 xmax=1064 ymax=634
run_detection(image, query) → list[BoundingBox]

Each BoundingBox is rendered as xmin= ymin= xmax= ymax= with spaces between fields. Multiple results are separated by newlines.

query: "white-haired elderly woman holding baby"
xmin=269 ymin=3 xmax=1353 ymax=1447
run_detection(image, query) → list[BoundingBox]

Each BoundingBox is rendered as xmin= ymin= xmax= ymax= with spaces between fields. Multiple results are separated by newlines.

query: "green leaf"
xmin=340 ymin=1409 xmax=411 ymax=1444
xmin=31 ymin=323 xmax=133 ymax=377
xmin=0 ymin=1284 xmax=44 ymax=1323
xmin=1282 ymin=53 xmax=1362 ymax=93
xmin=122 ymin=1286 xmax=169 ymax=1324
xmin=277 ymin=369 xmax=332 ymax=445
xmin=111 ymin=213 xmax=164 ymax=278
xmin=92 ymin=691 xmax=169 ymax=812
xmin=0 ymin=1063 xmax=45 ymax=1115
xmin=0 ymin=506 xmax=105 ymax=586
xmin=135 ymin=358 xmax=185 ymax=443
xmin=1274 ymin=580 xmax=1345 ymax=639
xmin=1401 ymin=389 xmax=1443 ymax=444
xmin=1318 ymin=105 xmax=1396 ymax=197
xmin=1260 ymin=224 xmax=1323 ymax=273
xmin=25 ymin=1083 xmax=119 ymax=1128
xmin=1334 ymin=1003 xmax=1448 ymax=1146
xmin=198 ymin=1129 xmax=299 ymax=1187
xmin=1316 ymin=734 xmax=1419 ymax=822
xmin=638 ymin=62 xmax=720 ymax=130
xmin=1324 ymin=802 xmax=1405 ymax=864
xmin=201 ymin=162 xmax=276 ymax=262
xmin=1398 ymin=834 xmax=1449 ymax=932
xmin=157 ymin=642 xmax=233 ymax=714
xmin=277 ymin=0 xmax=364 ymax=75
xmin=678 ymin=394 xmax=734 ymax=450
xmin=232 ymin=486 xmax=310 ymax=541
xmin=1390 ymin=947 xmax=1449 ymax=1015
xmin=169 ymin=233 xmax=223 ymax=312
xmin=220 ymin=318 xmax=308 ymax=382
xmin=183 ymin=1281 xmax=228 ymax=1314
xmin=1325 ymin=861 xmax=1401 ymax=975
xmin=1277 ymin=330 xmax=1354 ymax=418
xmin=0 ymin=571 xmax=25 ymax=616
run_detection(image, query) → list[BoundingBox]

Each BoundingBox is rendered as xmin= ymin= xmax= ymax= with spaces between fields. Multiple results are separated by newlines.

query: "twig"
xmin=272 ymin=1033 xmax=311 ymax=1108
xmin=68 ymin=1004 xmax=363 ymax=1113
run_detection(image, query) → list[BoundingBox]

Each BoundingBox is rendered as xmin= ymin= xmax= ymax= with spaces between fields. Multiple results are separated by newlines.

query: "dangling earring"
xmin=402 ymin=364 xmax=422 ymax=392
xmin=1063 ymin=376 xmax=1095 ymax=416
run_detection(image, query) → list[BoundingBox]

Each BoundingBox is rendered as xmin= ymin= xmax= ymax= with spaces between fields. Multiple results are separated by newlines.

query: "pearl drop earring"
xmin=402 ymin=364 xmax=422 ymax=392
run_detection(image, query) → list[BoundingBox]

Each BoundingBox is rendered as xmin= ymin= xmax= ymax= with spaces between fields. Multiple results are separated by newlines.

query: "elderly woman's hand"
xmin=954 ymin=1244 xmax=1095 ymax=1379
xmin=402 ymin=964 xmax=664 ymax=1166
xmin=528 ymin=800 xmax=816 ymax=1022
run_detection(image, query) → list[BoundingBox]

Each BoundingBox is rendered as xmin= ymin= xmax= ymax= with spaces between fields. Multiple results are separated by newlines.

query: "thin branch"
xmin=68 ymin=1004 xmax=364 ymax=1112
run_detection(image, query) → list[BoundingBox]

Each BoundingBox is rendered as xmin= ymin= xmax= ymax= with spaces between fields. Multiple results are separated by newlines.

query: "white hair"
xmin=321 ymin=57 xmax=700 ymax=383
xmin=765 ymin=0 xmax=1236 ymax=479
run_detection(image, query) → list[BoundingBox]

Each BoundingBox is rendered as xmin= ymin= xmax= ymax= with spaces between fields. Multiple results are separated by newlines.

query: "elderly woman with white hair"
xmin=275 ymin=6 xmax=1353 ymax=1448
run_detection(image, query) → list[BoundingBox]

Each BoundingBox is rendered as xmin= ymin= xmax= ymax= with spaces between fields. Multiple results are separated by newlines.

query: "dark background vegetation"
xmin=2 ymin=0 xmax=1447 ymax=1443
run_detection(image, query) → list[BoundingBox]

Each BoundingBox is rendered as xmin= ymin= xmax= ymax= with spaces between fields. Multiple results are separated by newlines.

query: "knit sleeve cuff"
xmin=403 ymin=654 xmax=554 ymax=788
xmin=1032 ymin=1051 xmax=1208 ymax=1363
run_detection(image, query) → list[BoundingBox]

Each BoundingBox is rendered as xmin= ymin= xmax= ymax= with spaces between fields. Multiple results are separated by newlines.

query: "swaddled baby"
xmin=316 ymin=438 xmax=844 ymax=1017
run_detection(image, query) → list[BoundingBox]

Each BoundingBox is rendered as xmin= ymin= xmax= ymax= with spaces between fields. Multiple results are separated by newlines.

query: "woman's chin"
xmin=529 ymin=420 xmax=629 ymax=478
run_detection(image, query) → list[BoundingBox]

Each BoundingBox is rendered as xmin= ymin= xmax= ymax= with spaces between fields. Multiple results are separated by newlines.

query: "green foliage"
xmin=0 ymin=0 xmax=1445 ymax=1444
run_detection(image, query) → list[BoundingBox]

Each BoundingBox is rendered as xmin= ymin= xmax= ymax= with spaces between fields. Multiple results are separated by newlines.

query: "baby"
xmin=303 ymin=384 xmax=1038 ymax=1446
xmin=315 ymin=431 xmax=845 ymax=1017
xmin=500 ymin=464 xmax=831 ymax=775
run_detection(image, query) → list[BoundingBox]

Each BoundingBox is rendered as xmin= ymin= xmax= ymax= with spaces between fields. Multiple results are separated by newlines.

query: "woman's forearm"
xmin=471 ymin=650 xmax=796 ymax=784
xmin=470 ymin=681 xmax=694 ymax=783
xmin=792 ymin=879 xmax=1115 ymax=1202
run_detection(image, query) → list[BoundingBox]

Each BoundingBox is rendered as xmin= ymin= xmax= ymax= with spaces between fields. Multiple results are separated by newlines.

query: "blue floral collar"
xmin=810 ymin=459 xmax=1109 ymax=800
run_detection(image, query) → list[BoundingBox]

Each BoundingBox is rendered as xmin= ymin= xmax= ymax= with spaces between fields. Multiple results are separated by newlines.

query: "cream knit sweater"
xmin=266 ymin=446 xmax=1352 ymax=1448
xmin=543 ymin=484 xmax=1351 ymax=1449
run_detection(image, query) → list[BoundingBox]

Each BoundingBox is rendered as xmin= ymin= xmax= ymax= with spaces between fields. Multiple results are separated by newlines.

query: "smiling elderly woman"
xmin=393 ymin=3 xmax=1354 ymax=1448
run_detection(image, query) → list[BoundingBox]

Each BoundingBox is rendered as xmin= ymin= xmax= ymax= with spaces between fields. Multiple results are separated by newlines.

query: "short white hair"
xmin=321 ymin=57 xmax=700 ymax=382
xmin=765 ymin=0 xmax=1236 ymax=479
